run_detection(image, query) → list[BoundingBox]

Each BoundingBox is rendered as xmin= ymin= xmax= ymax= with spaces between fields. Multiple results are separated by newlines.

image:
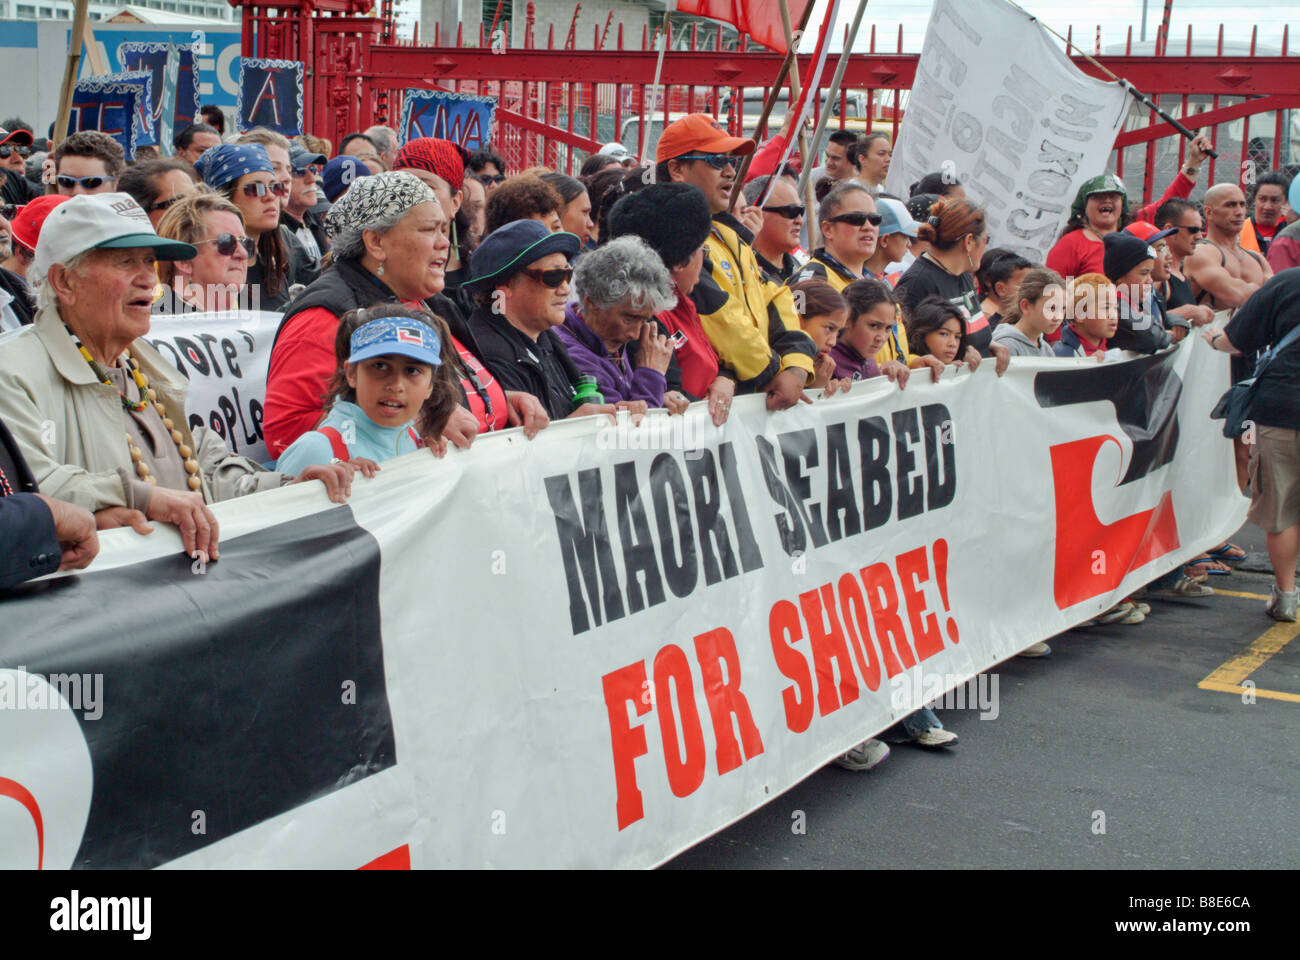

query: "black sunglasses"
xmin=520 ymin=265 xmax=573 ymax=288
xmin=1177 ymin=224 xmax=1205 ymax=235
xmin=677 ymin=153 xmax=736 ymax=171
xmin=763 ymin=203 xmax=805 ymax=219
xmin=0 ymin=144 xmax=31 ymax=159
xmin=149 ymin=194 xmax=186 ymax=213
xmin=196 ymin=232 xmax=255 ymax=257
xmin=292 ymin=164 xmax=321 ymax=178
xmin=239 ymin=181 xmax=288 ymax=198
xmin=477 ymin=173 xmax=506 ymax=185
xmin=826 ymin=211 xmax=883 ymax=228
xmin=57 ymin=174 xmax=108 ymax=190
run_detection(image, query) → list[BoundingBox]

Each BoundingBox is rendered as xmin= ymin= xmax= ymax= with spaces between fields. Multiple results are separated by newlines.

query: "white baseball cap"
xmin=876 ymin=197 xmax=921 ymax=238
xmin=598 ymin=142 xmax=631 ymax=160
xmin=33 ymin=193 xmax=196 ymax=283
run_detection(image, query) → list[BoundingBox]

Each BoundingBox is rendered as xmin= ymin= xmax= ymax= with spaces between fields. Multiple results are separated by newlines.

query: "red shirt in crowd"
xmin=655 ymin=294 xmax=720 ymax=400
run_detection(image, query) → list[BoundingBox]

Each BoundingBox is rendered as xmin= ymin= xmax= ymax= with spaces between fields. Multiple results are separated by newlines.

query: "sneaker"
xmin=1095 ymin=602 xmax=1139 ymax=624
xmin=915 ymin=726 xmax=959 ymax=748
xmin=1265 ymin=584 xmax=1299 ymax=622
xmin=1018 ymin=641 xmax=1052 ymax=658
xmin=834 ymin=738 xmax=890 ymax=771
xmin=1149 ymin=576 xmax=1215 ymax=599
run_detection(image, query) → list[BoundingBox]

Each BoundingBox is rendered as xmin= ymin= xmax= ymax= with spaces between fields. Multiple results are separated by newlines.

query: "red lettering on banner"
xmin=602 ymin=661 xmax=651 ymax=830
xmin=769 ymin=600 xmax=815 ymax=733
xmin=653 ymin=645 xmax=707 ymax=798
xmin=859 ymin=563 xmax=916 ymax=676
xmin=693 ymin=628 xmax=764 ymax=775
xmin=895 ymin=547 xmax=944 ymax=662
xmin=1050 ymin=435 xmax=1180 ymax=609
xmin=359 ymin=844 xmax=410 ymax=869
xmin=932 ymin=538 xmax=959 ymax=644
xmin=799 ymin=584 xmax=860 ymax=716
xmin=837 ymin=572 xmax=882 ymax=691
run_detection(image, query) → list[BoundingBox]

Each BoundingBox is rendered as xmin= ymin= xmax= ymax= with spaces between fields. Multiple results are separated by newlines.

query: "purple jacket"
xmin=830 ymin=341 xmax=881 ymax=381
xmin=554 ymin=304 xmax=668 ymax=406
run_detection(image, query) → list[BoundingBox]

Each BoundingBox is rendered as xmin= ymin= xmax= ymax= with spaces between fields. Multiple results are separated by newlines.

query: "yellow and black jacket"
xmin=792 ymin=250 xmax=910 ymax=368
xmin=689 ymin=213 xmax=816 ymax=392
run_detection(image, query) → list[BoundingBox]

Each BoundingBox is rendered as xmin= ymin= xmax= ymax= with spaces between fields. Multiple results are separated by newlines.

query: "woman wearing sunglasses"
xmin=793 ymin=182 xmax=880 ymax=293
xmin=155 ymin=192 xmax=252 ymax=313
xmin=117 ymin=158 xmax=199 ymax=230
xmin=0 ymin=126 xmax=41 ymax=205
xmin=465 ymin=219 xmax=619 ymax=422
xmin=195 ymin=143 xmax=296 ymax=311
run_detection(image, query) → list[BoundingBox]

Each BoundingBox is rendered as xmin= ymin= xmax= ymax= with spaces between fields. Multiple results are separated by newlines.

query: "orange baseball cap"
xmin=655 ymin=114 xmax=755 ymax=163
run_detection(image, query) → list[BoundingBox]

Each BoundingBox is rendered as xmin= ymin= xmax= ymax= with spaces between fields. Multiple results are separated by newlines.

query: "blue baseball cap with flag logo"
xmin=348 ymin=317 xmax=443 ymax=367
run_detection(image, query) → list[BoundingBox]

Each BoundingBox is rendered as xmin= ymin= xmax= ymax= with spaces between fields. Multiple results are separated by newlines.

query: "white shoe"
xmin=834 ymin=738 xmax=890 ymax=771
xmin=1018 ymin=641 xmax=1052 ymax=658
xmin=915 ymin=726 xmax=959 ymax=748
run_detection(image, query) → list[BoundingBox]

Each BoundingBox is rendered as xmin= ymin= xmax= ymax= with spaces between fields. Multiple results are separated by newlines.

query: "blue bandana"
xmin=195 ymin=143 xmax=274 ymax=191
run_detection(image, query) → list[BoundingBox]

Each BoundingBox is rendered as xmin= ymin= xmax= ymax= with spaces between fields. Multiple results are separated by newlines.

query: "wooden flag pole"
xmin=778 ymin=0 xmax=818 ymax=247
xmin=640 ymin=10 xmax=671 ymax=163
xmin=796 ymin=0 xmax=870 ymax=198
xmin=727 ymin=0 xmax=816 ymax=211
xmin=54 ymin=0 xmax=93 ymax=149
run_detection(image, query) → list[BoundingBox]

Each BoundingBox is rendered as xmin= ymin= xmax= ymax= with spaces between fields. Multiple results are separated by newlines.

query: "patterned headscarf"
xmin=393 ymin=138 xmax=467 ymax=193
xmin=194 ymin=143 xmax=273 ymax=191
xmin=324 ymin=170 xmax=439 ymax=251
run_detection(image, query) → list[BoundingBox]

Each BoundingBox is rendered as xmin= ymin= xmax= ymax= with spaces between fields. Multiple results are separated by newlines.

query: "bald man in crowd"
xmin=1187 ymin=183 xmax=1273 ymax=316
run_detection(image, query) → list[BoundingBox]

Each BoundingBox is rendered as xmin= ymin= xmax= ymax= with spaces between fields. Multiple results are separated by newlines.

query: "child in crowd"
xmin=906 ymin=296 xmax=981 ymax=381
xmin=789 ymin=278 xmax=853 ymax=394
xmin=275 ymin=305 xmax=461 ymax=474
xmin=990 ymin=267 xmax=1067 ymax=357
xmin=1105 ymin=227 xmax=1190 ymax=354
xmin=832 ymin=278 xmax=911 ymax=388
xmin=1053 ymin=273 xmax=1119 ymax=360
xmin=976 ymin=248 xmax=1032 ymax=329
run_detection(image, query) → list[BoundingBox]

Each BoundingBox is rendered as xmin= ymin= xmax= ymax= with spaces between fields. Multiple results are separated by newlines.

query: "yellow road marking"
xmin=1211 ymin=588 xmax=1272 ymax=601
xmin=1197 ymin=681 xmax=1300 ymax=704
xmin=1198 ymin=618 xmax=1300 ymax=702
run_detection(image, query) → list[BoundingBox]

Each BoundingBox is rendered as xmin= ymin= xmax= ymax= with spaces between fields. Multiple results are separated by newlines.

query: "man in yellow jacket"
xmin=655 ymin=115 xmax=816 ymax=410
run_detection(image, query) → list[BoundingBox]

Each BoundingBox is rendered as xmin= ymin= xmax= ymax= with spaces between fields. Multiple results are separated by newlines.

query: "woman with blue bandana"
xmin=194 ymin=142 xmax=294 ymax=310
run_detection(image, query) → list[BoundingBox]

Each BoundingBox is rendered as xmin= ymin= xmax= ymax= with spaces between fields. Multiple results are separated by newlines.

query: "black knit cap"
xmin=607 ymin=182 xmax=713 ymax=270
xmin=1102 ymin=229 xmax=1156 ymax=282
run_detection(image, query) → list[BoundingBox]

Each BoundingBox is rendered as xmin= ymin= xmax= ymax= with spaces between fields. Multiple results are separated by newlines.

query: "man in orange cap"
xmin=655 ymin=114 xmax=815 ymax=410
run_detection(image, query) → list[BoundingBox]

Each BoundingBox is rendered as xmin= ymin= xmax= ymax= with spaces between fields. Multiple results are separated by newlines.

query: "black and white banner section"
xmin=887 ymin=0 xmax=1130 ymax=262
xmin=0 ymin=338 xmax=1244 ymax=869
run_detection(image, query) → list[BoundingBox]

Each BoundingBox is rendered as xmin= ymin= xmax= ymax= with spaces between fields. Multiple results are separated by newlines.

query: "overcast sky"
xmin=392 ymin=0 xmax=1296 ymax=52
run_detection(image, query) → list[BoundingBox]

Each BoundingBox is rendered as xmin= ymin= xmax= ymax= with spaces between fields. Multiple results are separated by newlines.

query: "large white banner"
xmin=886 ymin=0 xmax=1130 ymax=262
xmin=145 ymin=310 xmax=281 ymax=464
xmin=0 ymin=339 xmax=1244 ymax=869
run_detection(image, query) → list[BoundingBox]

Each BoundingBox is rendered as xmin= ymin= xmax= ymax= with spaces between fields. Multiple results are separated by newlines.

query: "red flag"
xmin=674 ymin=0 xmax=815 ymax=53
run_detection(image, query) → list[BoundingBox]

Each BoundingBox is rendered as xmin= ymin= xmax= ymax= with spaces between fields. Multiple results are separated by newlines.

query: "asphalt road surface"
xmin=664 ymin=524 xmax=1299 ymax=869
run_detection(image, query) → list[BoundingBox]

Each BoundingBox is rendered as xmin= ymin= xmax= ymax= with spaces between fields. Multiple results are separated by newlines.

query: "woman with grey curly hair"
xmin=554 ymin=234 xmax=684 ymax=410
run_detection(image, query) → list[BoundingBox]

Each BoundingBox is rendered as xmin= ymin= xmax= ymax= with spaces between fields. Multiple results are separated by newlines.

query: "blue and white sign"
xmin=399 ymin=89 xmax=496 ymax=150
xmin=119 ymin=41 xmax=201 ymax=145
xmin=67 ymin=76 xmax=145 ymax=157
xmin=236 ymin=58 xmax=304 ymax=137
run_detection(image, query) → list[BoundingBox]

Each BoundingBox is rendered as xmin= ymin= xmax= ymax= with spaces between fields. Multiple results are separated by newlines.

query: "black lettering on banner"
xmin=146 ymin=338 xmax=184 ymax=371
xmin=174 ymin=336 xmax=210 ymax=376
xmin=892 ymin=408 xmax=924 ymax=520
xmin=857 ymin=416 xmax=893 ymax=531
xmin=232 ymin=386 xmax=260 ymax=448
xmin=824 ymin=422 xmax=861 ymax=542
xmin=780 ymin=428 xmax=830 ymax=549
xmin=221 ymin=336 xmax=244 ymax=378
xmin=612 ymin=460 xmax=666 ymax=614
xmin=716 ymin=442 xmax=764 ymax=574
xmin=545 ymin=469 xmax=625 ymax=635
xmin=195 ymin=333 xmax=224 ymax=377
xmin=684 ymin=450 xmax=740 ymax=586
xmin=649 ymin=453 xmax=697 ymax=599
xmin=755 ymin=436 xmax=806 ymax=557
xmin=921 ymin=404 xmax=957 ymax=510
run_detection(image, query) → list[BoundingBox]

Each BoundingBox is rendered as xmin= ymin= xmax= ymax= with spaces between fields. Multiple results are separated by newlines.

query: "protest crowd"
xmin=2 ymin=75 xmax=1299 ymax=779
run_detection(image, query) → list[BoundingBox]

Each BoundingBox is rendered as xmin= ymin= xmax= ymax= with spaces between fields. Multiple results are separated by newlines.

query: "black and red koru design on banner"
xmin=1034 ymin=351 xmax=1183 ymax=609
xmin=0 ymin=508 xmax=395 ymax=869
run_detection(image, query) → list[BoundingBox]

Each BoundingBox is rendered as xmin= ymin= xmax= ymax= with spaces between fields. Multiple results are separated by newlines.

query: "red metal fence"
xmin=233 ymin=1 xmax=1300 ymax=205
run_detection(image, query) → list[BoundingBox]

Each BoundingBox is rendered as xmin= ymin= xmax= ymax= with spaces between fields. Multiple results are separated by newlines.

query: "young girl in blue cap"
xmin=275 ymin=305 xmax=460 ymax=473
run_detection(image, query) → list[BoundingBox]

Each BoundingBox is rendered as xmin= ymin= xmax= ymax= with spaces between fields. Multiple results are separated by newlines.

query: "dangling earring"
xmin=377 ymin=262 xmax=385 ymax=276
xmin=451 ymin=219 xmax=459 ymax=250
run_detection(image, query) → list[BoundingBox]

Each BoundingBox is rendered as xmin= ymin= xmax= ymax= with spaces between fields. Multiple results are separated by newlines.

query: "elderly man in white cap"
xmin=0 ymin=193 xmax=355 ymax=563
